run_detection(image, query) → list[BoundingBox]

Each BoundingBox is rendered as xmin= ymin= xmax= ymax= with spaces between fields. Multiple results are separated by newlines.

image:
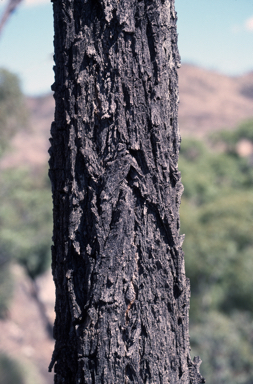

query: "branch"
xmin=0 ymin=0 xmax=23 ymax=35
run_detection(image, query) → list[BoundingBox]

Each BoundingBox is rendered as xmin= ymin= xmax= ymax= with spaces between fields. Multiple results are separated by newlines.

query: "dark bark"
xmin=49 ymin=0 xmax=204 ymax=383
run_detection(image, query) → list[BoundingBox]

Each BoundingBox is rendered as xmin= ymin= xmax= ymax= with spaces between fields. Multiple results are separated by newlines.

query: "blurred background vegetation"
xmin=0 ymin=68 xmax=52 ymax=384
xmin=179 ymin=120 xmax=253 ymax=383
xmin=0 ymin=66 xmax=253 ymax=383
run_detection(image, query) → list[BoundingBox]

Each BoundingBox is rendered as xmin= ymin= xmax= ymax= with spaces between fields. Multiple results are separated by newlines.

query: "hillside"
xmin=179 ymin=64 xmax=253 ymax=136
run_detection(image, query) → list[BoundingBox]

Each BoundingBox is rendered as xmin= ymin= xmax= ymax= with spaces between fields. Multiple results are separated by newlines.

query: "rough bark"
xmin=49 ymin=0 xmax=204 ymax=383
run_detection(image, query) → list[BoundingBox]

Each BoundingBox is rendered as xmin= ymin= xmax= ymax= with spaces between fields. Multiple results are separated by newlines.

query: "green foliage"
xmin=181 ymin=193 xmax=253 ymax=317
xmin=210 ymin=119 xmax=253 ymax=153
xmin=0 ymin=353 xmax=25 ymax=384
xmin=0 ymin=167 xmax=52 ymax=280
xmin=179 ymin=119 xmax=253 ymax=384
xmin=0 ymin=68 xmax=27 ymax=155
xmin=179 ymin=136 xmax=253 ymax=205
xmin=190 ymin=312 xmax=253 ymax=384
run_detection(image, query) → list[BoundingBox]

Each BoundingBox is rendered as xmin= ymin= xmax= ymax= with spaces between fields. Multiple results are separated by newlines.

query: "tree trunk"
xmin=49 ymin=0 xmax=204 ymax=383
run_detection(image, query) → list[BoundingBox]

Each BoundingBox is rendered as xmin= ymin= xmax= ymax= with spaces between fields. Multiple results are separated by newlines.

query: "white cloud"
xmin=245 ymin=16 xmax=253 ymax=31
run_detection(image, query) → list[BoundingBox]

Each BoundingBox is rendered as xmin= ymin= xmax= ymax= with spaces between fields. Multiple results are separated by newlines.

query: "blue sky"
xmin=0 ymin=0 xmax=252 ymax=96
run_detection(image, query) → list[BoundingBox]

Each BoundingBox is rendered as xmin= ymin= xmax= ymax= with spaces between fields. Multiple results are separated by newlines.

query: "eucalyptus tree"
xmin=49 ymin=0 xmax=204 ymax=382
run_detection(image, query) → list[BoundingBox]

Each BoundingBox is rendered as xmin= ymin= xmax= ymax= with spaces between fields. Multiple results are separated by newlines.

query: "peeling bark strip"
xmin=49 ymin=0 xmax=204 ymax=383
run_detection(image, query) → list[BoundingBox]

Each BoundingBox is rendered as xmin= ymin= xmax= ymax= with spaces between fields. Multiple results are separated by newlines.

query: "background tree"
xmin=0 ymin=68 xmax=28 ymax=317
xmin=49 ymin=0 xmax=204 ymax=382
xmin=0 ymin=68 xmax=27 ymax=156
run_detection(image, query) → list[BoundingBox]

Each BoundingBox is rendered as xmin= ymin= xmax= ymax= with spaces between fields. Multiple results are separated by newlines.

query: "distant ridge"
xmin=179 ymin=64 xmax=253 ymax=137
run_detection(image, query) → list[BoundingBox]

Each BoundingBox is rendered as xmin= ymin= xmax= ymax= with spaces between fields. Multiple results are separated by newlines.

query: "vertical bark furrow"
xmin=49 ymin=0 xmax=204 ymax=383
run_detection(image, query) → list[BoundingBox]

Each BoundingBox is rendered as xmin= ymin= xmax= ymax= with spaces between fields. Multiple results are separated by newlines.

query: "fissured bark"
xmin=49 ymin=0 xmax=204 ymax=383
